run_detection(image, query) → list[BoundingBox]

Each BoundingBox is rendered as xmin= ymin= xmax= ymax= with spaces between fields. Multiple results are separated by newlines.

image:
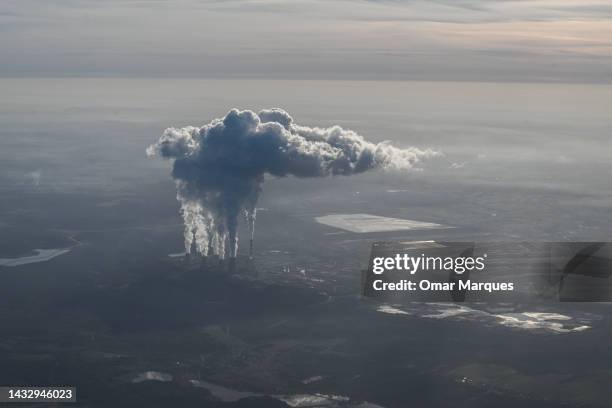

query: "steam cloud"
xmin=148 ymin=108 xmax=437 ymax=259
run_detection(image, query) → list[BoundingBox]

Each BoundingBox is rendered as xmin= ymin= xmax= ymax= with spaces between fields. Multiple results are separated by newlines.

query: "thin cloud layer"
xmin=1 ymin=0 xmax=611 ymax=81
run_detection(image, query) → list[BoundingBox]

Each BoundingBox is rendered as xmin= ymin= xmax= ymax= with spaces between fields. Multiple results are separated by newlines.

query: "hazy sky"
xmin=1 ymin=0 xmax=612 ymax=82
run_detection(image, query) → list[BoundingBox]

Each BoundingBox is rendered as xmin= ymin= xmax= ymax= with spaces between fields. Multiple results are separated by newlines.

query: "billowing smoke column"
xmin=147 ymin=109 xmax=437 ymax=259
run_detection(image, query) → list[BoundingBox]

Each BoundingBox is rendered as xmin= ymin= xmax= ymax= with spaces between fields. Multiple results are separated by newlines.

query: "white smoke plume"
xmin=147 ymin=108 xmax=438 ymax=259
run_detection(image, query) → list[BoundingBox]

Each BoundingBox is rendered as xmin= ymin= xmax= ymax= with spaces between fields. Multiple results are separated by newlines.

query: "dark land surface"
xmin=1 ymin=185 xmax=611 ymax=408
